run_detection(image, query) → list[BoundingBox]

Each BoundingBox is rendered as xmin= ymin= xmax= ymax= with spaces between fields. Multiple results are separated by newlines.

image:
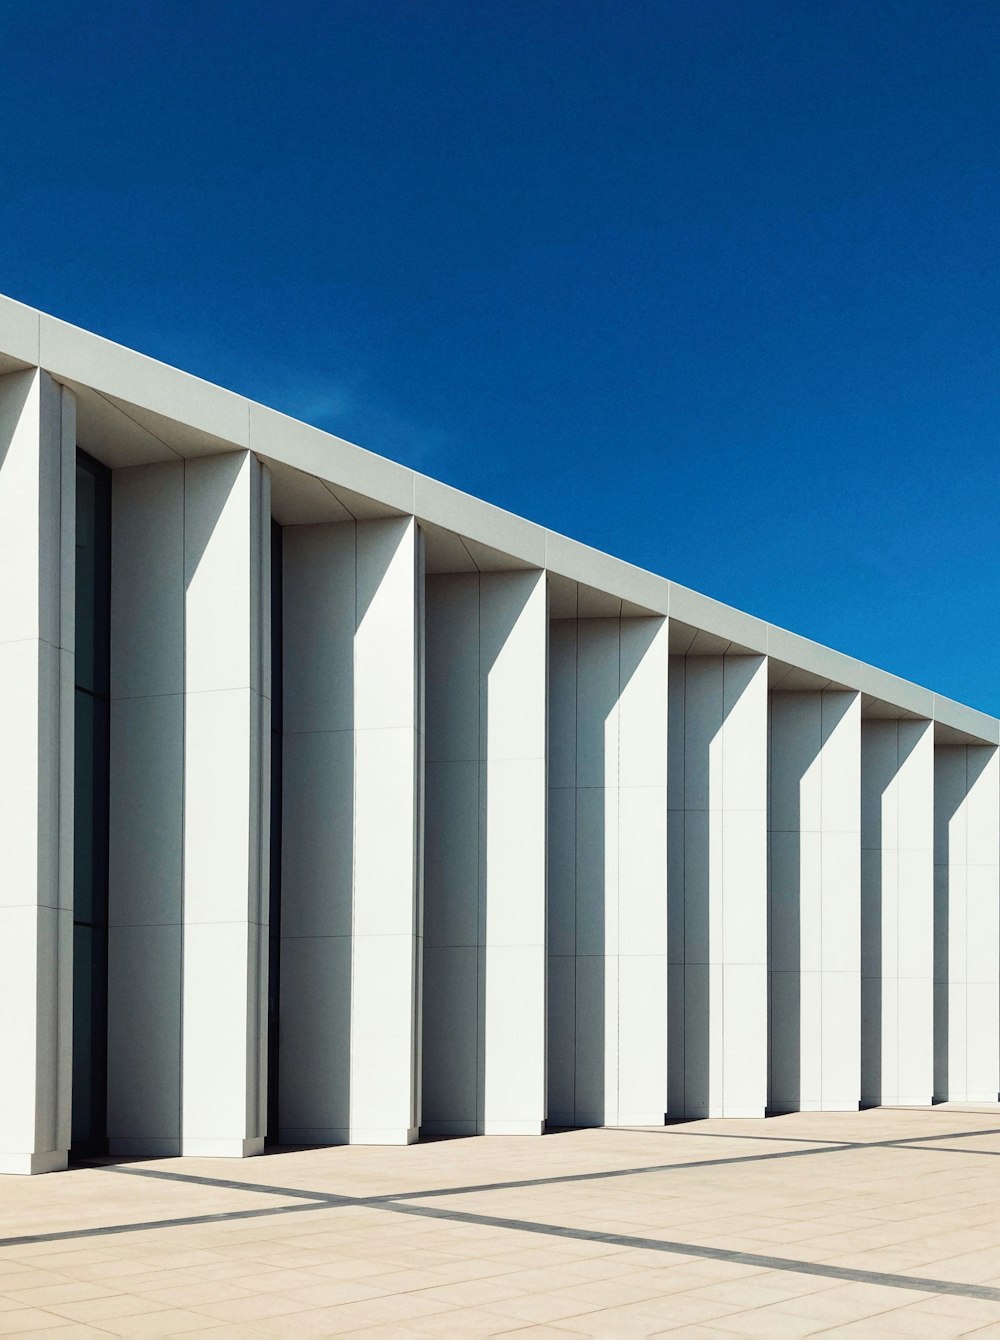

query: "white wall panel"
xmin=0 ymin=369 xmax=74 ymax=1174
xmin=934 ymin=745 xmax=1000 ymax=1103
xmin=423 ymin=570 xmax=547 ymax=1136
xmin=105 ymin=923 xmax=181 ymax=1154
xmin=280 ymin=517 xmax=422 ymax=1145
xmin=279 ymin=521 xmax=355 ymax=1143
xmin=668 ymin=656 xmax=768 ymax=1118
xmin=422 ymin=573 xmax=482 ymax=1134
xmin=546 ymin=616 xmax=668 ymax=1128
xmin=108 ymin=461 xmax=184 ymax=1153
xmin=768 ymin=691 xmax=861 ymax=1113
xmin=861 ymin=719 xmax=934 ymax=1107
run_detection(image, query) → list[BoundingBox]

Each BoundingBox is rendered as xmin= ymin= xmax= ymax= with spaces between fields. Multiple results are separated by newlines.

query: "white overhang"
xmin=1 ymin=291 xmax=996 ymax=746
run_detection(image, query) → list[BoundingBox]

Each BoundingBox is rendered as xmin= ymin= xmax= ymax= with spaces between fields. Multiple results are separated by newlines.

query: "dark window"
xmin=267 ymin=519 xmax=283 ymax=1144
xmin=72 ymin=451 xmax=111 ymax=1156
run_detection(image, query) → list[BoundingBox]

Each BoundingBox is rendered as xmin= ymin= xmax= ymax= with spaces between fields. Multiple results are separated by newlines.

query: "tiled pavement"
xmin=4 ymin=1107 xmax=1000 ymax=1336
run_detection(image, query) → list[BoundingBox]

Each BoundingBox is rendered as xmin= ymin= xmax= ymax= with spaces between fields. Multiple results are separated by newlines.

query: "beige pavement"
xmin=4 ymin=1107 xmax=1000 ymax=1336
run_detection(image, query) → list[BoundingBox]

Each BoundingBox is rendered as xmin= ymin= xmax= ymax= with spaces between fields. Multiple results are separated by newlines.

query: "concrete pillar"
xmin=181 ymin=452 xmax=270 ymax=1156
xmin=0 ymin=369 xmax=75 ymax=1174
xmin=934 ymin=744 xmax=1000 ymax=1103
xmin=280 ymin=518 xmax=423 ymax=1145
xmin=109 ymin=453 xmax=270 ymax=1157
xmin=668 ymin=655 xmax=768 ymax=1119
xmin=351 ymin=518 xmax=424 ymax=1143
xmin=768 ymin=691 xmax=861 ymax=1113
xmin=107 ymin=462 xmax=185 ymax=1155
xmin=548 ymin=616 xmax=669 ymax=1127
xmin=861 ymin=719 xmax=934 ymax=1107
xmin=423 ymin=570 xmax=547 ymax=1136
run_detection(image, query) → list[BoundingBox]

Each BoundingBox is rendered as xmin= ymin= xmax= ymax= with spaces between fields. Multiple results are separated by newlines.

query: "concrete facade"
xmin=0 ymin=293 xmax=998 ymax=1173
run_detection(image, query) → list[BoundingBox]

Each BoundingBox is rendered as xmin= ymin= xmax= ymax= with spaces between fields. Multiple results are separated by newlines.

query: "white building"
xmin=1 ymin=293 xmax=997 ymax=1175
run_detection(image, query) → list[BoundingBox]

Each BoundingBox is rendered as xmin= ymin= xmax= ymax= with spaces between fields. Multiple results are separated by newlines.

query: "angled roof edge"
xmin=1 ymin=292 xmax=996 ymax=745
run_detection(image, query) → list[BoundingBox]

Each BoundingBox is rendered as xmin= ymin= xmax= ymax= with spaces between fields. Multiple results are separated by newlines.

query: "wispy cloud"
xmin=253 ymin=369 xmax=453 ymax=476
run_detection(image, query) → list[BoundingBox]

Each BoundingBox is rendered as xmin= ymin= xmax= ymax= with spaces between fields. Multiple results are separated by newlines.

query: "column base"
xmin=768 ymin=1101 xmax=861 ymax=1115
xmin=0 ymin=1149 xmax=67 ymax=1175
xmin=689 ymin=1107 xmax=766 ymax=1119
xmin=482 ymin=1121 xmax=545 ymax=1136
xmin=180 ymin=1137 xmax=265 ymax=1158
xmin=667 ymin=1105 xmax=766 ymax=1120
xmin=933 ymin=1094 xmax=1000 ymax=1105
xmin=278 ymin=1127 xmax=418 ymax=1146
xmin=348 ymin=1126 xmax=418 ymax=1146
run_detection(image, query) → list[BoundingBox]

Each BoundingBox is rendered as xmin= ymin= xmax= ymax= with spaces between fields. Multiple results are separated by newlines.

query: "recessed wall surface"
xmin=547 ymin=616 xmax=669 ymax=1129
xmin=422 ymin=570 xmax=547 ymax=1137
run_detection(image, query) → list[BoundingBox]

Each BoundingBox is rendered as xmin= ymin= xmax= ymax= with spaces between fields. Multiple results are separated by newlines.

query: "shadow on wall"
xmin=422 ymin=570 xmax=541 ymax=1136
xmin=667 ymin=656 xmax=761 ymax=1120
xmin=546 ymin=618 xmax=612 ymax=1129
xmin=0 ymin=366 xmax=33 ymax=468
xmin=277 ymin=516 xmax=413 ymax=1145
xmin=766 ymin=692 xmax=856 ymax=1115
xmin=860 ymin=720 xmax=924 ymax=1108
xmin=933 ymin=744 xmax=994 ymax=1104
xmin=546 ymin=615 xmax=662 ymax=1129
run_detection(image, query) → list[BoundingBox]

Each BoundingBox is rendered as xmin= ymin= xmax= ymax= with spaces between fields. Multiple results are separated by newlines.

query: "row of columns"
xmin=1 ymin=383 xmax=999 ymax=1171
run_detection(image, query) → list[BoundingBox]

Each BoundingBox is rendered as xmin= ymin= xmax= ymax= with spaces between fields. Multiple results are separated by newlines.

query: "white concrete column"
xmin=547 ymin=616 xmax=668 ymax=1128
xmin=0 ymin=369 xmax=75 ymax=1174
xmin=351 ymin=518 xmax=423 ymax=1143
xmin=280 ymin=518 xmax=422 ymax=1145
xmin=424 ymin=570 xmax=547 ymax=1136
xmin=181 ymin=452 xmax=270 ymax=1156
xmin=668 ymin=655 xmax=768 ymax=1119
xmin=861 ymin=719 xmax=934 ymax=1107
xmin=107 ymin=461 xmax=185 ymax=1155
xmin=934 ymin=744 xmax=1000 ymax=1103
xmin=769 ymin=691 xmax=861 ymax=1113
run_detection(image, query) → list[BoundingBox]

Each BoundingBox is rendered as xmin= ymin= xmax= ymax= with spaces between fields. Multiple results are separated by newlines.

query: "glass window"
xmin=72 ymin=451 xmax=111 ymax=1157
xmin=267 ymin=520 xmax=283 ymax=1145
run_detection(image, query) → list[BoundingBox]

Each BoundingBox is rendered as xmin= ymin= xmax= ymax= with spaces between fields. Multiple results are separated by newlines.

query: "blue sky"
xmin=2 ymin=1 xmax=997 ymax=712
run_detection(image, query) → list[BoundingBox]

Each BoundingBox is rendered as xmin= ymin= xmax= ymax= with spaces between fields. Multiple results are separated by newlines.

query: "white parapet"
xmin=934 ymin=744 xmax=1000 ymax=1103
xmin=861 ymin=719 xmax=934 ymax=1107
xmin=280 ymin=518 xmax=423 ymax=1146
xmin=769 ymin=691 xmax=861 ymax=1113
xmin=0 ymin=369 xmax=75 ymax=1174
xmin=548 ymin=616 xmax=669 ymax=1128
xmin=668 ymin=655 xmax=768 ymax=1119
xmin=423 ymin=570 xmax=547 ymax=1136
